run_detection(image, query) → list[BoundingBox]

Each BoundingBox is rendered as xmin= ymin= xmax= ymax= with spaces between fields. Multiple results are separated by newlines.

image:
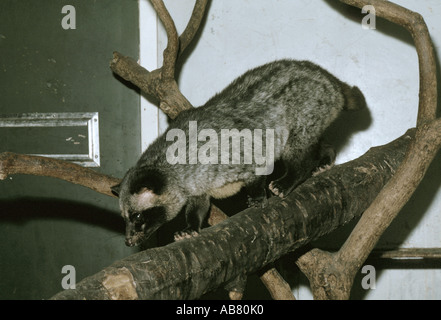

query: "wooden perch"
xmin=111 ymin=52 xmax=192 ymax=119
xmin=340 ymin=0 xmax=437 ymax=125
xmin=2 ymin=0 xmax=439 ymax=300
xmin=110 ymin=0 xmax=294 ymax=299
xmin=0 ymin=152 xmax=119 ymax=197
xmin=50 ymin=128 xmax=414 ymax=299
xmin=109 ymin=0 xmax=209 ymax=118
xmin=295 ymin=0 xmax=440 ymax=300
xmin=2 ymin=0 xmax=291 ymax=300
xmin=0 ymin=149 xmax=291 ymax=298
xmin=0 ymin=0 xmax=291 ymax=299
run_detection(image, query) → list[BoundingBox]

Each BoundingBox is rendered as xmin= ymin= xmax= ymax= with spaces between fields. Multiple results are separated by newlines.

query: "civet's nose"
xmin=125 ymin=223 xmax=136 ymax=247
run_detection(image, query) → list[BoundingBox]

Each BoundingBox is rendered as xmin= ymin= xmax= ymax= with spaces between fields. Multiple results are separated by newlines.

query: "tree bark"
xmin=0 ymin=152 xmax=119 ymax=197
xmin=50 ymin=128 xmax=414 ymax=300
xmin=339 ymin=0 xmax=437 ymax=125
xmin=3 ymin=0 xmax=439 ymax=300
xmin=295 ymin=0 xmax=440 ymax=300
xmin=297 ymin=120 xmax=441 ymax=300
xmin=110 ymin=0 xmax=294 ymax=299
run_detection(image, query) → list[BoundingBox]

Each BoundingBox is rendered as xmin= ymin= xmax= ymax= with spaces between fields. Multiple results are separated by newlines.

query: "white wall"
xmin=140 ymin=0 xmax=441 ymax=299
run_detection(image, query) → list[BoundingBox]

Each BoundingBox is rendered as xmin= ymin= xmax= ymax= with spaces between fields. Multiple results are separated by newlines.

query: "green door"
xmin=0 ymin=0 xmax=141 ymax=299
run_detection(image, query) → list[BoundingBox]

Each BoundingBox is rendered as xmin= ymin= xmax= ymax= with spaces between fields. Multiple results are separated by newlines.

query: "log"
xmin=50 ymin=128 xmax=414 ymax=300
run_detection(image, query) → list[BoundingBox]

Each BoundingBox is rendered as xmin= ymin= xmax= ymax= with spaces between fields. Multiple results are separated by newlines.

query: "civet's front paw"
xmin=174 ymin=229 xmax=200 ymax=242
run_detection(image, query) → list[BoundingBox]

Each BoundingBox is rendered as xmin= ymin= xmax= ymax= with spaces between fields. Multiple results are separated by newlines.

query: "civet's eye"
xmin=130 ymin=211 xmax=143 ymax=224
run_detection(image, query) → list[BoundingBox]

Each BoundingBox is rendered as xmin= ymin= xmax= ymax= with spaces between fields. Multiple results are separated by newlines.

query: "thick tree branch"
xmin=111 ymin=0 xmax=293 ymax=299
xmin=5 ymin=0 xmax=438 ymax=300
xmin=0 ymin=149 xmax=294 ymax=299
xmin=296 ymin=0 xmax=440 ymax=299
xmin=206 ymin=194 xmax=296 ymax=300
xmin=2 ymin=0 xmax=290 ymax=299
xmin=50 ymin=129 xmax=414 ymax=300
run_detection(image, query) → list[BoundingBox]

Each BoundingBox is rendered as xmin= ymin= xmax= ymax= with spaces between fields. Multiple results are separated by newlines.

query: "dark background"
xmin=0 ymin=0 xmax=141 ymax=299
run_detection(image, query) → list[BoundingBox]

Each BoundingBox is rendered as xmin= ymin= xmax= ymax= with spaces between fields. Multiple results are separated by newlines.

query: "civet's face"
xmin=111 ymin=167 xmax=174 ymax=247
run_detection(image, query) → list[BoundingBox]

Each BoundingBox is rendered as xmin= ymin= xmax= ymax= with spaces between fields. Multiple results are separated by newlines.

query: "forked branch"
xmin=114 ymin=0 xmax=294 ymax=300
xmin=110 ymin=0 xmax=209 ymax=118
xmin=0 ymin=0 xmax=293 ymax=300
xmin=297 ymin=0 xmax=440 ymax=299
xmin=150 ymin=0 xmax=179 ymax=80
xmin=3 ymin=0 xmax=438 ymax=300
xmin=341 ymin=0 xmax=437 ymax=125
xmin=179 ymin=0 xmax=208 ymax=56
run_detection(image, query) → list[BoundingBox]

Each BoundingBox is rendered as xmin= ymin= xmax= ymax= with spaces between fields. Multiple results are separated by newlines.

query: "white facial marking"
xmin=131 ymin=188 xmax=157 ymax=212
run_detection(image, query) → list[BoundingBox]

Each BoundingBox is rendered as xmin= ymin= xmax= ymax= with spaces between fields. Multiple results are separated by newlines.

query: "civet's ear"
xmin=111 ymin=184 xmax=121 ymax=197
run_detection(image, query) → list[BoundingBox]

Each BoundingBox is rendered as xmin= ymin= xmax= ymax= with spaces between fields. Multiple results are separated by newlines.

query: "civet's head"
xmin=111 ymin=167 xmax=185 ymax=246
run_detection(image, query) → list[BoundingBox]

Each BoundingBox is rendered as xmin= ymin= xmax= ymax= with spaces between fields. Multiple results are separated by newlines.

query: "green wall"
xmin=0 ymin=0 xmax=141 ymax=299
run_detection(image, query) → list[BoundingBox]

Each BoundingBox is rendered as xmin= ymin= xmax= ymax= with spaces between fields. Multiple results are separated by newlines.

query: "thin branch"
xmin=179 ymin=0 xmax=209 ymax=56
xmin=0 ymin=152 xmax=119 ymax=197
xmin=150 ymin=0 xmax=179 ymax=80
xmin=110 ymin=52 xmax=159 ymax=97
xmin=371 ymin=248 xmax=441 ymax=260
xmin=298 ymin=121 xmax=441 ymax=300
xmin=297 ymin=0 xmax=440 ymax=299
xmin=259 ymin=268 xmax=296 ymax=300
xmin=337 ymin=0 xmax=440 ymax=281
xmin=150 ymin=0 xmax=208 ymax=77
xmin=340 ymin=0 xmax=437 ymax=125
xmin=110 ymin=0 xmax=208 ymax=118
